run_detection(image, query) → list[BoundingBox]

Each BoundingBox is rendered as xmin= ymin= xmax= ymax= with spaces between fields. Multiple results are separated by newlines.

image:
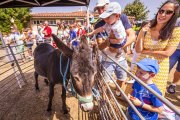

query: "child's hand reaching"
xmin=86 ymin=32 xmax=92 ymax=37
xmin=128 ymin=94 xmax=143 ymax=107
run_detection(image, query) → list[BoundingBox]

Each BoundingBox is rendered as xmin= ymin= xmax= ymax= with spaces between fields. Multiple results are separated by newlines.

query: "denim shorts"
xmin=109 ymin=38 xmax=127 ymax=48
xmin=170 ymin=49 xmax=180 ymax=72
xmin=26 ymin=43 xmax=33 ymax=50
xmin=102 ymin=59 xmax=128 ymax=81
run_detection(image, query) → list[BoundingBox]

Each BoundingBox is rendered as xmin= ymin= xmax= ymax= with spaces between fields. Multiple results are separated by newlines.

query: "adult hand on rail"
xmin=89 ymin=41 xmax=97 ymax=47
xmin=86 ymin=32 xmax=92 ymax=37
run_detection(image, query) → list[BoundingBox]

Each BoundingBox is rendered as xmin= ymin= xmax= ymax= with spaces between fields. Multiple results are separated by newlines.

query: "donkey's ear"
xmin=52 ymin=34 xmax=73 ymax=57
xmin=80 ymin=35 xmax=88 ymax=45
xmin=92 ymin=44 xmax=98 ymax=57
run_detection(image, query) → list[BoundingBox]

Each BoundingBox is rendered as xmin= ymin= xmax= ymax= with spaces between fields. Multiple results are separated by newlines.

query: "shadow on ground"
xmin=0 ymin=72 xmax=79 ymax=120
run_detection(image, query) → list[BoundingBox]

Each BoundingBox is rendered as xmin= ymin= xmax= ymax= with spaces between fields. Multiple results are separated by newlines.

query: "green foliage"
xmin=123 ymin=0 xmax=149 ymax=21
xmin=132 ymin=25 xmax=141 ymax=31
xmin=0 ymin=8 xmax=31 ymax=33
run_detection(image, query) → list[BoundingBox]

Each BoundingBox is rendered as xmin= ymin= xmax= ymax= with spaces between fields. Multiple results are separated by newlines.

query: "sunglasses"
xmin=158 ymin=9 xmax=174 ymax=15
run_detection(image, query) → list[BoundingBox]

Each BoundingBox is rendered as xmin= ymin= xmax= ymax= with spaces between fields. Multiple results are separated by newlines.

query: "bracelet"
xmin=140 ymin=102 xmax=144 ymax=108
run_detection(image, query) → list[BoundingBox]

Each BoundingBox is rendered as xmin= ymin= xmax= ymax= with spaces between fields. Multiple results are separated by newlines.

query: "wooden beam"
xmin=16 ymin=0 xmax=39 ymax=6
xmin=34 ymin=0 xmax=40 ymax=6
xmin=0 ymin=0 xmax=13 ymax=6
xmin=68 ymin=0 xmax=86 ymax=5
xmin=41 ymin=0 xmax=60 ymax=6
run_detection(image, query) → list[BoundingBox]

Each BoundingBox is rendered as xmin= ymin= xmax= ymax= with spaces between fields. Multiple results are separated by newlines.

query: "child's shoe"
xmin=167 ymin=84 xmax=176 ymax=94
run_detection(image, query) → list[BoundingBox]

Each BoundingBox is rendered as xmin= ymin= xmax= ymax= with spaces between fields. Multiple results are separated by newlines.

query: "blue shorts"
xmin=72 ymin=41 xmax=79 ymax=46
xmin=102 ymin=59 xmax=128 ymax=81
xmin=109 ymin=39 xmax=127 ymax=48
xmin=26 ymin=43 xmax=33 ymax=50
xmin=170 ymin=49 xmax=180 ymax=72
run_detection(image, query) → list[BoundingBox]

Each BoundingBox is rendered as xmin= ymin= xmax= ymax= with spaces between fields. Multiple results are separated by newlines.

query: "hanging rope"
xmin=59 ymin=53 xmax=72 ymax=92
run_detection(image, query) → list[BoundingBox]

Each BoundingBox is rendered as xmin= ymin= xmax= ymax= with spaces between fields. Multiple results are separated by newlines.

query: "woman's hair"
xmin=150 ymin=0 xmax=180 ymax=40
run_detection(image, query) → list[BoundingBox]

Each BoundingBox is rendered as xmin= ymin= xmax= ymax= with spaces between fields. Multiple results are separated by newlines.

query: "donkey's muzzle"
xmin=80 ymin=102 xmax=94 ymax=112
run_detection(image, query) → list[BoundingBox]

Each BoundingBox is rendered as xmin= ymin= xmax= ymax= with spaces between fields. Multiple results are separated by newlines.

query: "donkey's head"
xmin=52 ymin=34 xmax=98 ymax=112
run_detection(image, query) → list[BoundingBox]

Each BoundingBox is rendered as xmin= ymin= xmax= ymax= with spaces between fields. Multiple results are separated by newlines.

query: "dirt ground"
xmin=0 ymin=48 xmax=179 ymax=120
xmin=0 ymin=70 xmax=98 ymax=120
xmin=0 ymin=47 xmax=80 ymax=120
xmin=164 ymin=67 xmax=180 ymax=109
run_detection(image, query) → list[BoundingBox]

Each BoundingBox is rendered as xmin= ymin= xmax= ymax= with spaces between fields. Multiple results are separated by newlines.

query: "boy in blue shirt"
xmin=69 ymin=25 xmax=77 ymax=41
xmin=127 ymin=58 xmax=163 ymax=120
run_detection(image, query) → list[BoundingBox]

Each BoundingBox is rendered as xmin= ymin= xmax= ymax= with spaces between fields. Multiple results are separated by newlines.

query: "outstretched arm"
xmin=10 ymin=18 xmax=19 ymax=33
xmin=87 ymin=27 xmax=104 ymax=36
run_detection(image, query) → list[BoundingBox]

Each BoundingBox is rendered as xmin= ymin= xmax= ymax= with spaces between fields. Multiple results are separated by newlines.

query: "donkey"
xmin=33 ymin=34 xmax=98 ymax=114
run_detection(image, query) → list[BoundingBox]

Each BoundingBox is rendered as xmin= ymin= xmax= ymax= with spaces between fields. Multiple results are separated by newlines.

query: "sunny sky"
xmin=31 ymin=0 xmax=166 ymax=19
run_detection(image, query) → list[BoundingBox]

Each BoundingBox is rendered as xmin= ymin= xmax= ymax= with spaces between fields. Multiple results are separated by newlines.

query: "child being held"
xmin=87 ymin=2 xmax=126 ymax=58
xmin=127 ymin=58 xmax=163 ymax=120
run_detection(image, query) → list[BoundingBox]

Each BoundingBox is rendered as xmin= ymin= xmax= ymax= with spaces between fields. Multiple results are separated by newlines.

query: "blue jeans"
xmin=26 ymin=43 xmax=33 ymax=50
xmin=102 ymin=59 xmax=128 ymax=81
xmin=170 ymin=49 xmax=180 ymax=72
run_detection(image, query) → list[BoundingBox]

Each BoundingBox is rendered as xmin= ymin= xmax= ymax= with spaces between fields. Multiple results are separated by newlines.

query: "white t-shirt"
xmin=19 ymin=34 xmax=26 ymax=44
xmin=177 ymin=43 xmax=180 ymax=50
xmin=26 ymin=31 xmax=36 ymax=44
xmin=9 ymin=33 xmax=20 ymax=46
xmin=3 ymin=36 xmax=10 ymax=45
xmin=37 ymin=26 xmax=44 ymax=38
xmin=57 ymin=29 xmax=69 ymax=38
xmin=102 ymin=19 xmax=126 ymax=41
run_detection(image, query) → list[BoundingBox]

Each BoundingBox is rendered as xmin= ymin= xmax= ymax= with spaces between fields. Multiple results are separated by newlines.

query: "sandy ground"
xmin=0 ymin=67 xmax=100 ymax=120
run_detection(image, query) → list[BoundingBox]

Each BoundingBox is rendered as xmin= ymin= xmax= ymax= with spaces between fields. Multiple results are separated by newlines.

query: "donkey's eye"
xmin=74 ymin=76 xmax=80 ymax=82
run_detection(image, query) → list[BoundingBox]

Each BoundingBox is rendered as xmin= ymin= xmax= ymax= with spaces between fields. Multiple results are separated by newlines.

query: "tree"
xmin=123 ymin=0 xmax=149 ymax=21
xmin=0 ymin=8 xmax=31 ymax=33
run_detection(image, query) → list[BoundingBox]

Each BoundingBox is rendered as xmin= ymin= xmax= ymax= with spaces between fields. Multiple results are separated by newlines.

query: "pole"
xmin=8 ymin=44 xmax=27 ymax=84
xmin=86 ymin=5 xmax=90 ymax=42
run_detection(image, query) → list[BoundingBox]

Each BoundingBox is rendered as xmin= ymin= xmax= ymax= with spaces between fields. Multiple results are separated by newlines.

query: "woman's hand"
xmin=135 ymin=22 xmax=151 ymax=53
xmin=141 ymin=22 xmax=151 ymax=33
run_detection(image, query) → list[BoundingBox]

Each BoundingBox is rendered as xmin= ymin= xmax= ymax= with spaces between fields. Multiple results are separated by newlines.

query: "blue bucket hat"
xmin=135 ymin=58 xmax=159 ymax=74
